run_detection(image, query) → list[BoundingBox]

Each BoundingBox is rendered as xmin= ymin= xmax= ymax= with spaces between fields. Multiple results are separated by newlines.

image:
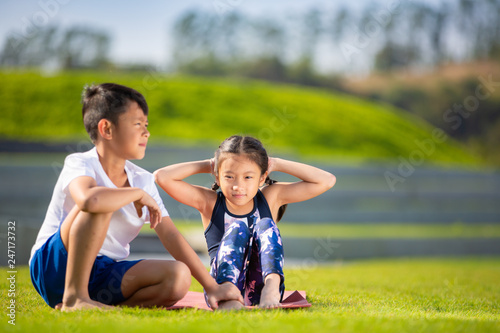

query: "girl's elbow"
xmin=326 ymin=173 xmax=336 ymax=189
xmin=153 ymin=169 xmax=178 ymax=190
xmin=153 ymin=169 xmax=161 ymax=183
xmin=153 ymin=169 xmax=167 ymax=186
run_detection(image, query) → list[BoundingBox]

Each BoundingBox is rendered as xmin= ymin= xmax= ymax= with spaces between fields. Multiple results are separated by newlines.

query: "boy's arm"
xmin=153 ymin=160 xmax=216 ymax=218
xmin=68 ymin=176 xmax=162 ymax=228
xmin=263 ymin=157 xmax=336 ymax=207
xmin=155 ymin=216 xmax=243 ymax=308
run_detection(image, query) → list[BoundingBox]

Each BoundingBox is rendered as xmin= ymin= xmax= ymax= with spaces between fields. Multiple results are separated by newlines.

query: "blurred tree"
xmin=287 ymin=8 xmax=323 ymax=86
xmin=172 ymin=10 xmax=249 ymax=75
xmin=172 ymin=10 xmax=211 ymax=69
xmin=171 ymin=1 xmax=500 ymax=78
xmin=0 ymin=26 xmax=58 ymax=67
xmin=330 ymin=7 xmax=350 ymax=43
xmin=0 ymin=25 xmax=111 ymax=69
xmin=241 ymin=56 xmax=287 ymax=82
xmin=429 ymin=3 xmax=448 ymax=64
xmin=298 ymin=8 xmax=323 ymax=62
xmin=59 ymin=27 xmax=110 ymax=69
xmin=219 ymin=12 xmax=245 ymax=62
xmin=374 ymin=42 xmax=419 ymax=71
xmin=456 ymin=0 xmax=500 ymax=60
xmin=251 ymin=18 xmax=286 ymax=61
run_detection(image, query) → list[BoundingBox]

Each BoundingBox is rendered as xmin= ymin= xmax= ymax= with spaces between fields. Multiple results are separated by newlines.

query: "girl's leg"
xmin=210 ymin=220 xmax=251 ymax=309
xmin=253 ymin=217 xmax=285 ymax=308
xmin=59 ymin=205 xmax=114 ymax=311
xmin=214 ymin=220 xmax=251 ymax=288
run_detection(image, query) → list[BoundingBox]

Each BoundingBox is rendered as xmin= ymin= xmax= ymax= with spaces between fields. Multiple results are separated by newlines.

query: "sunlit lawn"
xmin=2 ymin=257 xmax=499 ymax=333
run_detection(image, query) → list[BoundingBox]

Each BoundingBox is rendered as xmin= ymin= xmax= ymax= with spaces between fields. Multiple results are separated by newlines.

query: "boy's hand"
xmin=205 ymin=282 xmax=244 ymax=309
xmin=134 ymin=191 xmax=162 ymax=229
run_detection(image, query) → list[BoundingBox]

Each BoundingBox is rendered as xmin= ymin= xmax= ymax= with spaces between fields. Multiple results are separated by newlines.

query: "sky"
xmin=0 ymin=0 xmax=436 ymax=72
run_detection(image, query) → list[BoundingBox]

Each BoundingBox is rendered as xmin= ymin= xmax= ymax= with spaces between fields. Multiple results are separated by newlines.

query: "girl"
xmin=154 ymin=135 xmax=335 ymax=309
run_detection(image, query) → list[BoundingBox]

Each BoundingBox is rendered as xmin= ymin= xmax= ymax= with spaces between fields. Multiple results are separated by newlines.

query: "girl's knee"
xmin=255 ymin=217 xmax=278 ymax=234
xmin=222 ymin=220 xmax=251 ymax=244
xmin=225 ymin=220 xmax=249 ymax=234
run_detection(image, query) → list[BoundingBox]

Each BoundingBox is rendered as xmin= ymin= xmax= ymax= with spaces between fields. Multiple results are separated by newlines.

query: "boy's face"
xmin=110 ymin=101 xmax=150 ymax=160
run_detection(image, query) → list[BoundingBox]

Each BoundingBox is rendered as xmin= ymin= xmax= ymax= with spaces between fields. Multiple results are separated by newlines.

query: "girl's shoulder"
xmin=260 ymin=183 xmax=282 ymax=204
xmin=261 ymin=181 xmax=289 ymax=194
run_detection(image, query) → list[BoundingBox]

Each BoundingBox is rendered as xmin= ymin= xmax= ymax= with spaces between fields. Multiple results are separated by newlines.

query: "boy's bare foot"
xmin=217 ymin=300 xmax=245 ymax=311
xmin=57 ymin=297 xmax=115 ymax=312
xmin=259 ymin=274 xmax=282 ymax=309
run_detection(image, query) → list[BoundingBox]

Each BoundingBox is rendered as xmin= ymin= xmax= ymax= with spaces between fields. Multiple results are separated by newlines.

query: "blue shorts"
xmin=30 ymin=229 xmax=142 ymax=308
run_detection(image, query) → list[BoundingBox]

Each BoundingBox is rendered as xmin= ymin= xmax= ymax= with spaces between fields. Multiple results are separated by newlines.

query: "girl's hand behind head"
xmin=267 ymin=157 xmax=276 ymax=174
xmin=210 ymin=158 xmax=216 ymax=176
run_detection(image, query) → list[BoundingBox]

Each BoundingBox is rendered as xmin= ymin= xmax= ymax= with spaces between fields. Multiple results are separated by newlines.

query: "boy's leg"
xmin=118 ymin=259 xmax=191 ymax=307
xmin=59 ymin=205 xmax=114 ymax=310
xmin=253 ymin=217 xmax=285 ymax=308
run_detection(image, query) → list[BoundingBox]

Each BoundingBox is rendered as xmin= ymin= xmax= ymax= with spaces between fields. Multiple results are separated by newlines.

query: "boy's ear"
xmin=97 ymin=119 xmax=113 ymax=140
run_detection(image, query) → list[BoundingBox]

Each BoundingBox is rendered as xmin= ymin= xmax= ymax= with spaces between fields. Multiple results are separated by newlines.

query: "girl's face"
xmin=217 ymin=153 xmax=267 ymax=215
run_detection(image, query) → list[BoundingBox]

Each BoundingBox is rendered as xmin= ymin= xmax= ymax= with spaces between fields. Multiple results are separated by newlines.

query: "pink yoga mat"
xmin=166 ymin=290 xmax=311 ymax=310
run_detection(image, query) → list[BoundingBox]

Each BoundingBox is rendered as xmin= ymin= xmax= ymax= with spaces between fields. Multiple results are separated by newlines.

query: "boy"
xmin=29 ymin=83 xmax=243 ymax=311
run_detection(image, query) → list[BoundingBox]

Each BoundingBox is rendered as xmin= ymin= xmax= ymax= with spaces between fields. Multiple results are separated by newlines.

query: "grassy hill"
xmin=0 ymin=70 xmax=480 ymax=165
xmin=341 ymin=61 xmax=500 ymax=166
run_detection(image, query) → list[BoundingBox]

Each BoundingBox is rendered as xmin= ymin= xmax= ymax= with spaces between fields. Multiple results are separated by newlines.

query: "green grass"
xmin=0 ymin=70 xmax=480 ymax=165
xmin=2 ymin=258 xmax=499 ymax=332
xmin=142 ymin=221 xmax=500 ymax=239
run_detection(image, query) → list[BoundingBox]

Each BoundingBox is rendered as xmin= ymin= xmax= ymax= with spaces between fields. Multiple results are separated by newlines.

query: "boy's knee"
xmin=86 ymin=211 xmax=114 ymax=223
xmin=176 ymin=261 xmax=191 ymax=287
xmin=68 ymin=210 xmax=113 ymax=230
xmin=161 ymin=261 xmax=191 ymax=304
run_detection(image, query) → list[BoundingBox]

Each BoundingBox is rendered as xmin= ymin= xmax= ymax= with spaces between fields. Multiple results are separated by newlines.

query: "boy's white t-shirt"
xmin=29 ymin=147 xmax=169 ymax=265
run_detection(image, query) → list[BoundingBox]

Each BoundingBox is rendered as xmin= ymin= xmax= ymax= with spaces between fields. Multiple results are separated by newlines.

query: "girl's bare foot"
xmin=259 ymin=274 xmax=281 ymax=309
xmin=217 ymin=300 xmax=245 ymax=311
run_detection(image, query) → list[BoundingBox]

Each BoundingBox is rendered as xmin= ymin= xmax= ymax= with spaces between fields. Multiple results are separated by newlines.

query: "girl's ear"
xmin=259 ymin=171 xmax=269 ymax=186
xmin=97 ymin=119 xmax=113 ymax=141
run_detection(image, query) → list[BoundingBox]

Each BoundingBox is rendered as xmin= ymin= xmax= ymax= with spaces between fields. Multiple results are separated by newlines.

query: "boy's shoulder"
xmin=125 ymin=159 xmax=152 ymax=177
xmin=63 ymin=147 xmax=98 ymax=169
xmin=125 ymin=160 xmax=156 ymax=190
xmin=64 ymin=146 xmax=96 ymax=159
xmin=62 ymin=147 xmax=155 ymax=185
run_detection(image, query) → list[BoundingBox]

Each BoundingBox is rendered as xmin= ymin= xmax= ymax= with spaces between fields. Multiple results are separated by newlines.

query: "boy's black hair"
xmin=81 ymin=83 xmax=148 ymax=143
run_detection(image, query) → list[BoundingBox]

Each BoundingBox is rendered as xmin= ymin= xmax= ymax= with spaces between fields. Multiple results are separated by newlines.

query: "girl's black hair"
xmin=211 ymin=135 xmax=287 ymax=222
